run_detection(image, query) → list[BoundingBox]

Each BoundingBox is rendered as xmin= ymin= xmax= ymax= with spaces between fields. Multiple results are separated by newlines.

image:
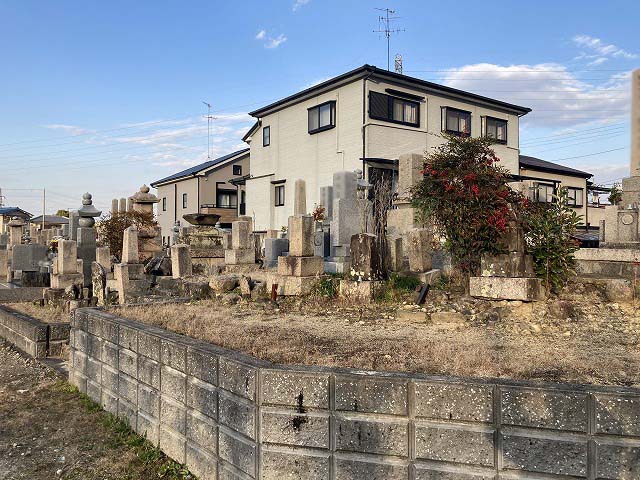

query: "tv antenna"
xmin=373 ymin=8 xmax=404 ymax=71
xmin=202 ymin=101 xmax=215 ymax=160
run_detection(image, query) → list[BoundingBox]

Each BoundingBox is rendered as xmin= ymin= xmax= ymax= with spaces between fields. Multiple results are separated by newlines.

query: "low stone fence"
xmin=0 ymin=286 xmax=45 ymax=303
xmin=70 ymin=308 xmax=640 ymax=480
xmin=0 ymin=305 xmax=69 ymax=357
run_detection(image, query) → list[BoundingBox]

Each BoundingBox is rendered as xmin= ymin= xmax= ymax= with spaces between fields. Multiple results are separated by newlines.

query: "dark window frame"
xmin=566 ymin=187 xmax=584 ymax=208
xmin=162 ymin=197 xmax=166 ymax=212
xmin=182 ymin=193 xmax=187 ymax=209
xmin=308 ymin=100 xmax=336 ymax=134
xmin=263 ymin=126 xmax=270 ymax=147
xmin=274 ymin=185 xmax=285 ymax=207
xmin=533 ymin=182 xmax=555 ymax=204
xmin=369 ymin=91 xmax=420 ymax=128
xmin=233 ymin=165 xmax=242 ymax=176
xmin=484 ymin=116 xmax=508 ymax=144
xmin=442 ymin=107 xmax=472 ymax=137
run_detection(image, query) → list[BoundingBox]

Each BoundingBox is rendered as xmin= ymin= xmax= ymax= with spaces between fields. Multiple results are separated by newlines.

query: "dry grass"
xmin=115 ymin=286 xmax=640 ymax=387
xmin=5 ymin=303 xmax=69 ymax=324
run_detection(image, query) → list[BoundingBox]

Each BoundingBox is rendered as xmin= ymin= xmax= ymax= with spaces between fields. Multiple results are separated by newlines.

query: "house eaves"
xmin=519 ymin=155 xmax=593 ymax=179
xmin=249 ymin=64 xmax=532 ymax=118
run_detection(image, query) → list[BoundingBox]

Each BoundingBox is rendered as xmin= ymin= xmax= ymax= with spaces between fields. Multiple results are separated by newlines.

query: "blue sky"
xmin=0 ymin=0 xmax=637 ymax=215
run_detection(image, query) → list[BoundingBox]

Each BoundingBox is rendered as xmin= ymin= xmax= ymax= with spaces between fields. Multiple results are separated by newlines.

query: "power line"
xmin=525 ymin=133 xmax=627 ymax=154
xmin=548 ymin=147 xmax=629 ymax=162
xmin=520 ymin=122 xmax=626 ymax=142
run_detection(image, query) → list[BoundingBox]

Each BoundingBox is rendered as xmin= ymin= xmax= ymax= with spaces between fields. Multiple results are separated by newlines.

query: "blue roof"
xmin=0 ymin=207 xmax=32 ymax=218
xmin=150 ymin=148 xmax=249 ymax=187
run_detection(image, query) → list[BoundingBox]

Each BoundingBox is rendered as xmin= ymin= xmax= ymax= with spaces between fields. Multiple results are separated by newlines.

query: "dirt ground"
xmin=0 ymin=340 xmax=191 ymax=480
xmin=115 ymin=281 xmax=640 ymax=387
xmin=4 ymin=303 xmax=69 ymax=324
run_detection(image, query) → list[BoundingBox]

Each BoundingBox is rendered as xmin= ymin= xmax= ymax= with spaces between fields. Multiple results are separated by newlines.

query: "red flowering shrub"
xmin=411 ymin=134 xmax=521 ymax=278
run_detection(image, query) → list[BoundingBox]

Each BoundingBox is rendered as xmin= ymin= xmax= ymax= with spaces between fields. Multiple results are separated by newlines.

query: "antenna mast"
xmin=202 ymin=101 xmax=213 ymax=160
xmin=374 ymin=8 xmax=404 ymax=71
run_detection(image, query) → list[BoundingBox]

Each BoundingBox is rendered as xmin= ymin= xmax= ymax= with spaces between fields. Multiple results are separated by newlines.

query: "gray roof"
xmin=519 ymin=155 xmax=593 ymax=179
xmin=30 ymin=215 xmax=69 ymax=225
xmin=249 ymin=64 xmax=532 ymax=118
xmin=0 ymin=207 xmax=32 ymax=218
xmin=150 ymin=148 xmax=249 ymax=187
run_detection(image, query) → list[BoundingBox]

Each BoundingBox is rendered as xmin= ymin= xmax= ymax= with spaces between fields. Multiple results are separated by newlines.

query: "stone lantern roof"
xmin=130 ymin=185 xmax=159 ymax=205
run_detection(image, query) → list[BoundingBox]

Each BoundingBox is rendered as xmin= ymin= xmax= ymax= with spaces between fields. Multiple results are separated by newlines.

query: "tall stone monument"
xmin=129 ymin=185 xmax=162 ymax=261
xmin=326 ymin=171 xmax=359 ymax=273
xmin=76 ymin=193 xmax=101 ymax=287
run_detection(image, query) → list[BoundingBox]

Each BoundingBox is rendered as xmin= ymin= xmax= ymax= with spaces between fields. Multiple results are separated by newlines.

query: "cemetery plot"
xmin=113 ymin=285 xmax=640 ymax=387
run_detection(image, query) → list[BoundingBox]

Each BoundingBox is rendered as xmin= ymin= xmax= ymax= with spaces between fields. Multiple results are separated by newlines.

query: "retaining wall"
xmin=70 ymin=308 xmax=640 ymax=479
xmin=0 ymin=305 xmax=69 ymax=357
xmin=0 ymin=286 xmax=45 ymax=303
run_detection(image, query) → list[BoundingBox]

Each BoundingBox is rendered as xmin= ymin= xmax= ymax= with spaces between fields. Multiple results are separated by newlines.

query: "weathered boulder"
xmin=209 ymin=274 xmax=240 ymax=293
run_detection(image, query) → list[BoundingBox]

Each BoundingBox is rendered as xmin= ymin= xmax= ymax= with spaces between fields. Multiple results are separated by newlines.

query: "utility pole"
xmin=374 ymin=8 xmax=404 ymax=71
xmin=202 ymin=101 xmax=214 ymax=160
xmin=42 ymin=188 xmax=46 ymax=230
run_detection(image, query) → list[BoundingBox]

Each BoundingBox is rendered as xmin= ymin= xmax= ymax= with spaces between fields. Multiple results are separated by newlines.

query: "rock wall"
xmin=70 ymin=308 xmax=640 ymax=479
xmin=0 ymin=305 xmax=69 ymax=357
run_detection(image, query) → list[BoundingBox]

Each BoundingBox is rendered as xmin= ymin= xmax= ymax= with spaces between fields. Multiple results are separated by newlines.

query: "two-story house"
xmin=242 ymin=64 xmax=531 ymax=231
xmin=151 ymin=148 xmax=249 ymax=244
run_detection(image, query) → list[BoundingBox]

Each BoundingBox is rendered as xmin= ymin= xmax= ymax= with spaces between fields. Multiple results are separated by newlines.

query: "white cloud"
xmin=440 ymin=63 xmax=631 ymax=128
xmin=293 ymin=0 xmax=310 ymax=11
xmin=43 ymin=124 xmax=93 ymax=136
xmin=255 ymin=30 xmax=287 ymax=49
xmin=572 ymin=34 xmax=637 ymax=65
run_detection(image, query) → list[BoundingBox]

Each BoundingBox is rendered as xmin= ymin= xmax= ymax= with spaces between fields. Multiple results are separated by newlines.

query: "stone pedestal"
xmin=51 ymin=240 xmax=84 ymax=289
xmin=339 ymin=279 xmax=383 ymax=304
xmin=470 ymin=224 xmax=544 ymax=301
xmin=407 ymin=228 xmax=433 ymax=273
xmin=273 ymin=215 xmax=321 ymax=295
xmin=264 ymin=238 xmax=289 ymax=269
xmin=225 ymin=221 xmax=255 ymax=266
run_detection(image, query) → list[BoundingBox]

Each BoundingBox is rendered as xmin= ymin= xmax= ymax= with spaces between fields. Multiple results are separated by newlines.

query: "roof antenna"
xmin=202 ymin=101 xmax=214 ymax=160
xmin=373 ymin=8 xmax=404 ymax=71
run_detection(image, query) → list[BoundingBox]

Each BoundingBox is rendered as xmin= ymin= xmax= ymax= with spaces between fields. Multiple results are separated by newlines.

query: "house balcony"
xmin=199 ymin=204 xmax=238 ymax=226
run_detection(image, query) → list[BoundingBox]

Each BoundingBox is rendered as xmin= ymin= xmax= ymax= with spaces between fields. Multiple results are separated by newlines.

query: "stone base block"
xmin=224 ymin=248 xmax=255 ymax=265
xmin=339 ymin=279 xmax=383 ymax=304
xmin=277 ymin=256 xmax=323 ymax=277
xmin=469 ymin=276 xmax=545 ymax=301
xmin=481 ymin=253 xmax=534 ymax=278
xmin=273 ymin=275 xmax=320 ymax=296
xmin=324 ymin=259 xmax=351 ymax=274
xmin=400 ymin=269 xmax=442 ymax=285
xmin=51 ymin=272 xmax=84 ymax=289
xmin=114 ymin=263 xmax=144 ymax=281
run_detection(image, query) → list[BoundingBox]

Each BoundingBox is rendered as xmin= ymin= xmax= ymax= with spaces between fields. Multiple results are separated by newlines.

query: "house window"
xmin=217 ymin=190 xmax=237 ymax=209
xmin=308 ymin=101 xmax=336 ymax=134
xmin=484 ymin=117 xmax=507 ymax=143
xmin=162 ymin=197 xmax=166 ymax=211
xmin=182 ymin=193 xmax=187 ymax=209
xmin=443 ymin=107 xmax=471 ymax=136
xmin=369 ymin=91 xmax=419 ymax=127
xmin=263 ymin=126 xmax=270 ymax=147
xmin=233 ymin=165 xmax=242 ymax=176
xmin=532 ymin=183 xmax=554 ymax=203
xmin=567 ymin=187 xmax=584 ymax=207
xmin=274 ymin=185 xmax=285 ymax=207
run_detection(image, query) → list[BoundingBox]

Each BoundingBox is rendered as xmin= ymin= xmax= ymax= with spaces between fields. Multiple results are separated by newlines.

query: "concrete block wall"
xmin=0 ymin=305 xmax=69 ymax=357
xmin=70 ymin=308 xmax=640 ymax=479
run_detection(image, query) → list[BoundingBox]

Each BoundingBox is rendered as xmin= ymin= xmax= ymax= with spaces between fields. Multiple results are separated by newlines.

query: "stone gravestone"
xmin=293 ymin=179 xmax=307 ymax=217
xmin=68 ymin=210 xmax=79 ymax=242
xmin=50 ymin=239 xmax=84 ymax=289
xmin=349 ymin=233 xmax=380 ymax=280
xmin=326 ymin=171 xmax=359 ymax=273
xmin=76 ymin=193 xmax=101 ymax=287
xmin=224 ymin=220 xmax=255 ymax=265
xmin=122 ymin=226 xmax=139 ymax=264
xmin=275 ymin=215 xmax=322 ymax=295
xmin=264 ymin=238 xmax=289 ymax=269
xmin=171 ymin=244 xmax=193 ymax=279
xmin=8 ymin=217 xmax=25 ymax=246
xmin=407 ymin=228 xmax=433 ymax=273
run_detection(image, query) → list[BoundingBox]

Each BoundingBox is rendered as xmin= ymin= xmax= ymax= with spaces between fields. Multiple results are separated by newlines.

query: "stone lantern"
xmin=130 ymin=185 xmax=162 ymax=261
xmin=8 ymin=216 xmax=26 ymax=247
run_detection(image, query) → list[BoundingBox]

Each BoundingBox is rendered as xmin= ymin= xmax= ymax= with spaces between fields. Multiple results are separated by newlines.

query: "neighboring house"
xmin=517 ymin=154 xmax=593 ymax=226
xmin=0 ymin=207 xmax=32 ymax=234
xmin=29 ymin=215 xmax=69 ymax=229
xmin=150 ymin=148 xmax=249 ymax=245
xmin=242 ymin=64 xmax=531 ymax=231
